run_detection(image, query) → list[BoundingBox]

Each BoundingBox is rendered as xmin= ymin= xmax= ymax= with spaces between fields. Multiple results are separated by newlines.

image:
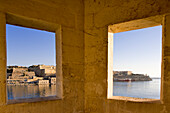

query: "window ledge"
xmin=108 ymin=96 xmax=161 ymax=103
xmin=7 ymin=96 xmax=61 ymax=104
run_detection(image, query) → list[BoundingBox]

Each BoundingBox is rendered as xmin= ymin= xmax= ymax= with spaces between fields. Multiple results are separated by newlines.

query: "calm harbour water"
xmin=113 ymin=79 xmax=161 ymax=99
xmin=7 ymin=85 xmax=56 ymax=100
xmin=8 ymin=79 xmax=160 ymax=100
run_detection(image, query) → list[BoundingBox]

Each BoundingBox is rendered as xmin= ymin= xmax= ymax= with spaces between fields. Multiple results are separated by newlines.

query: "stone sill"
xmin=7 ymin=96 xmax=61 ymax=104
xmin=108 ymin=96 xmax=161 ymax=103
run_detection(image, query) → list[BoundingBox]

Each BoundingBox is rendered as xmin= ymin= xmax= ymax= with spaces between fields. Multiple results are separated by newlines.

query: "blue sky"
xmin=6 ymin=24 xmax=161 ymax=77
xmin=113 ymin=26 xmax=162 ymax=77
xmin=6 ymin=24 xmax=56 ymax=67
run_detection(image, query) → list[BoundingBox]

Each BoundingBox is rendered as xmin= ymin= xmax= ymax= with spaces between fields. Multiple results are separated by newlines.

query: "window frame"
xmin=5 ymin=13 xmax=63 ymax=104
xmin=107 ymin=15 xmax=164 ymax=103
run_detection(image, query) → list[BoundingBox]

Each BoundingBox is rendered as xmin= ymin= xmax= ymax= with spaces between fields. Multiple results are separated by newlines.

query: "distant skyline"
xmin=6 ymin=24 xmax=56 ymax=67
xmin=113 ymin=26 xmax=162 ymax=77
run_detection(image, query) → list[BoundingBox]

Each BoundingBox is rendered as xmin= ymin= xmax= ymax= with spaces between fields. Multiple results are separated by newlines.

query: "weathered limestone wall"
xmin=1 ymin=0 xmax=170 ymax=113
xmin=40 ymin=65 xmax=56 ymax=74
xmin=0 ymin=0 xmax=84 ymax=113
xmin=84 ymin=0 xmax=170 ymax=113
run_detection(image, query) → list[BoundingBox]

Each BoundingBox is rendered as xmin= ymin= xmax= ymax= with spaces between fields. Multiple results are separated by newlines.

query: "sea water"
xmin=113 ymin=79 xmax=160 ymax=99
xmin=7 ymin=79 xmax=160 ymax=100
xmin=7 ymin=85 xmax=56 ymax=100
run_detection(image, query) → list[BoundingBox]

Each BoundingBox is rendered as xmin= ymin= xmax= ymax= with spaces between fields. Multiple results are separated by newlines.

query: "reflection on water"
xmin=113 ymin=79 xmax=160 ymax=99
xmin=7 ymin=85 xmax=56 ymax=100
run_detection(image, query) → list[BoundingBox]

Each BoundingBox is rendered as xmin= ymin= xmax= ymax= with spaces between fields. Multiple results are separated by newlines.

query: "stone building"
xmin=24 ymin=72 xmax=35 ymax=78
xmin=113 ymin=71 xmax=132 ymax=76
xmin=7 ymin=67 xmax=35 ymax=79
xmin=28 ymin=65 xmax=56 ymax=77
xmin=1 ymin=0 xmax=170 ymax=113
xmin=50 ymin=77 xmax=56 ymax=85
xmin=38 ymin=80 xmax=49 ymax=85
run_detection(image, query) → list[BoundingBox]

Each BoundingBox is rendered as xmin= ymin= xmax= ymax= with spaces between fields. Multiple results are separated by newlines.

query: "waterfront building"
xmin=38 ymin=80 xmax=49 ymax=85
xmin=7 ymin=79 xmax=26 ymax=85
xmin=28 ymin=65 xmax=56 ymax=77
xmin=113 ymin=71 xmax=152 ymax=81
xmin=113 ymin=71 xmax=132 ymax=76
xmin=50 ymin=77 xmax=56 ymax=85
xmin=7 ymin=67 xmax=35 ymax=79
xmin=33 ymin=76 xmax=44 ymax=80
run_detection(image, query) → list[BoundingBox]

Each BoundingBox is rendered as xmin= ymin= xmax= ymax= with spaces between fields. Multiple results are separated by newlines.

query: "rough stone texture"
xmin=84 ymin=0 xmax=170 ymax=113
xmin=0 ymin=0 xmax=84 ymax=113
xmin=0 ymin=11 xmax=6 ymax=106
xmin=1 ymin=0 xmax=170 ymax=113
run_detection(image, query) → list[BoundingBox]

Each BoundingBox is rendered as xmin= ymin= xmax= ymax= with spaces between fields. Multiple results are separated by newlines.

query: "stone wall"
xmin=0 ymin=0 xmax=84 ymax=113
xmin=25 ymin=72 xmax=35 ymax=78
xmin=12 ymin=72 xmax=24 ymax=79
xmin=29 ymin=65 xmax=56 ymax=76
xmin=40 ymin=65 xmax=56 ymax=74
xmin=84 ymin=0 xmax=170 ymax=113
xmin=1 ymin=0 xmax=170 ymax=113
xmin=29 ymin=66 xmax=45 ymax=77
xmin=13 ymin=68 xmax=28 ymax=73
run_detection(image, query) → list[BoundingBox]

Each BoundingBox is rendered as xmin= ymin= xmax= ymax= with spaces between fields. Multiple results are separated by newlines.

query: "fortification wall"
xmin=1 ymin=0 xmax=170 ymax=113
xmin=0 ymin=0 xmax=84 ymax=113
xmin=84 ymin=0 xmax=170 ymax=113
